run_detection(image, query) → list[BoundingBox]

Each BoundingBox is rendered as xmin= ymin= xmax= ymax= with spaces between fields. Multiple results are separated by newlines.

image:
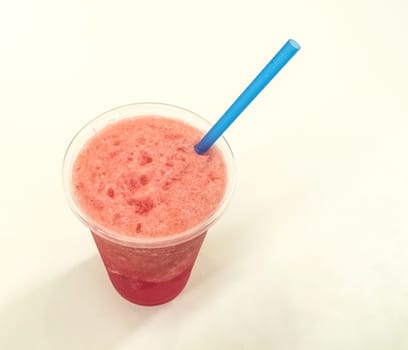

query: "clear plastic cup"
xmin=62 ymin=103 xmax=235 ymax=306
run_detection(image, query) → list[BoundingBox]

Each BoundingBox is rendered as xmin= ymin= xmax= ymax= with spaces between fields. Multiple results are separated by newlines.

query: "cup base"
xmin=106 ymin=267 xmax=193 ymax=306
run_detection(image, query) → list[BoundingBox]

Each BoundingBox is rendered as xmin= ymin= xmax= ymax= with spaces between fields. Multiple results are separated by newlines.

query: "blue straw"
xmin=194 ymin=39 xmax=300 ymax=155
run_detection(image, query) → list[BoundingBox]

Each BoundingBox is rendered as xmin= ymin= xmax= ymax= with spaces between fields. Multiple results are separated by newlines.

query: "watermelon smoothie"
xmin=63 ymin=103 xmax=235 ymax=306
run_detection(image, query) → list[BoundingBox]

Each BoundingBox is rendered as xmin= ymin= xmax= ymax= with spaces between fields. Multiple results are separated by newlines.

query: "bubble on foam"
xmin=139 ymin=150 xmax=153 ymax=165
xmin=165 ymin=132 xmax=182 ymax=140
xmin=109 ymin=151 xmax=119 ymax=159
xmin=123 ymin=173 xmax=150 ymax=193
xmin=90 ymin=198 xmax=104 ymax=211
xmin=140 ymin=174 xmax=149 ymax=185
xmin=106 ymin=187 xmax=115 ymax=198
xmin=162 ymin=180 xmax=171 ymax=190
xmin=126 ymin=197 xmax=155 ymax=215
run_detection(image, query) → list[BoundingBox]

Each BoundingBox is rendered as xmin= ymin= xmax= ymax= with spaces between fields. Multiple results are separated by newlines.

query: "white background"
xmin=1 ymin=0 xmax=407 ymax=349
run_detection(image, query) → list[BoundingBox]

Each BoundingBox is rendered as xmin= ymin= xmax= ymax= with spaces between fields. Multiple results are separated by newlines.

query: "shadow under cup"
xmin=62 ymin=103 xmax=235 ymax=306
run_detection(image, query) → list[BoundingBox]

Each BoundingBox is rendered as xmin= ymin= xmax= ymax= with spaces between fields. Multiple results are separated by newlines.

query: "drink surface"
xmin=72 ymin=116 xmax=227 ymax=238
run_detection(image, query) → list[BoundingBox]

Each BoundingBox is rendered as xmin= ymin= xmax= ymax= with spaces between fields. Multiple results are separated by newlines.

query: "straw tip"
xmin=194 ymin=143 xmax=206 ymax=155
xmin=288 ymin=39 xmax=301 ymax=50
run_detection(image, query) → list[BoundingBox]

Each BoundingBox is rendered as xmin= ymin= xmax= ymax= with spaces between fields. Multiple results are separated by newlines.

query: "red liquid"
xmin=108 ymin=267 xmax=193 ymax=306
xmin=92 ymin=232 xmax=206 ymax=305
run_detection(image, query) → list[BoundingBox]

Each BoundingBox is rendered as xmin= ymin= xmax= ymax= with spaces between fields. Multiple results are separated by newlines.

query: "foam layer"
xmin=73 ymin=116 xmax=227 ymax=237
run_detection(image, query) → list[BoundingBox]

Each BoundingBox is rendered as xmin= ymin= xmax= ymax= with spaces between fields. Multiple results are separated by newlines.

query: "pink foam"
xmin=73 ymin=116 xmax=227 ymax=238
